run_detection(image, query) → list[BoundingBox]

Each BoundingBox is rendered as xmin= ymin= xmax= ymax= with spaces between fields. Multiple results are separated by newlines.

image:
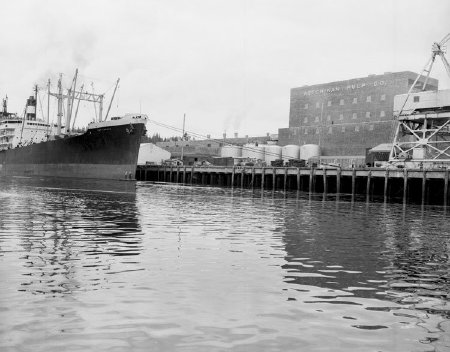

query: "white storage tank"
xmin=220 ymin=145 xmax=242 ymax=158
xmin=300 ymin=144 xmax=321 ymax=161
xmin=264 ymin=145 xmax=282 ymax=164
xmin=282 ymin=145 xmax=300 ymax=163
xmin=242 ymin=143 xmax=265 ymax=160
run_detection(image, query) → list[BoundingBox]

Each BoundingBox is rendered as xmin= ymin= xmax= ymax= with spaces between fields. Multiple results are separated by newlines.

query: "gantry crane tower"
xmin=389 ymin=33 xmax=450 ymax=167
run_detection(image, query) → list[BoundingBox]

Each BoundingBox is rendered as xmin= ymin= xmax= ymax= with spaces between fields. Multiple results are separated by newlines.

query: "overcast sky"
xmin=1 ymin=0 xmax=449 ymax=138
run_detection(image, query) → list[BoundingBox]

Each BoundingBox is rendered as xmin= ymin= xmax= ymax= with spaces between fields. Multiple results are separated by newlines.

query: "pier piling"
xmin=136 ymin=165 xmax=449 ymax=204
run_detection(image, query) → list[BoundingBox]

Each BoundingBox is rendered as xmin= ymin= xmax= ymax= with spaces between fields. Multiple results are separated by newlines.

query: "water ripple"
xmin=0 ymin=179 xmax=449 ymax=351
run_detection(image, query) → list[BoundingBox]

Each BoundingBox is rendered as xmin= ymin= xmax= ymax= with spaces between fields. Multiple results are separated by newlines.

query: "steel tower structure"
xmin=389 ymin=33 xmax=450 ymax=166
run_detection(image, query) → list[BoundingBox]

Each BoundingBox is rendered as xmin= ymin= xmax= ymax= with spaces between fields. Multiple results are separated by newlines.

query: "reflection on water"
xmin=0 ymin=178 xmax=449 ymax=351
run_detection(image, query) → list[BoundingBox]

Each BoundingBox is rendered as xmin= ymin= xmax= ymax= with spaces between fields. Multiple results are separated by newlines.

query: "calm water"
xmin=0 ymin=177 xmax=449 ymax=352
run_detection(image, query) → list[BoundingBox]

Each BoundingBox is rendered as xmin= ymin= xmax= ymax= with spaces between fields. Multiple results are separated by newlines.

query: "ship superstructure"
xmin=0 ymin=94 xmax=60 ymax=150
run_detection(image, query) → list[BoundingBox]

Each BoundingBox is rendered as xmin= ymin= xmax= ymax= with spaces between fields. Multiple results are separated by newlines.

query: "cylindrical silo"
xmin=264 ymin=145 xmax=282 ymax=164
xmin=282 ymin=145 xmax=300 ymax=163
xmin=242 ymin=143 xmax=265 ymax=160
xmin=300 ymin=144 xmax=321 ymax=161
xmin=220 ymin=145 xmax=242 ymax=158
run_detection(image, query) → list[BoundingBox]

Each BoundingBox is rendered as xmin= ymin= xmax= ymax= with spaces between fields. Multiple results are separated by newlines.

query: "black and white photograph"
xmin=0 ymin=0 xmax=450 ymax=351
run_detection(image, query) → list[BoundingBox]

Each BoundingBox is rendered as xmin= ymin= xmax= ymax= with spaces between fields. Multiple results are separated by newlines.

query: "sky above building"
xmin=1 ymin=0 xmax=449 ymax=138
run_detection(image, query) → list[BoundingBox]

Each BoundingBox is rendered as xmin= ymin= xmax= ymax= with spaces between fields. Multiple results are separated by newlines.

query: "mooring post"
xmin=163 ymin=165 xmax=166 ymax=182
xmin=251 ymin=167 xmax=255 ymax=189
xmin=351 ymin=167 xmax=356 ymax=196
xmin=176 ymin=166 xmax=180 ymax=183
xmin=284 ymin=167 xmax=288 ymax=192
xmin=444 ymin=169 xmax=449 ymax=206
xmin=191 ymin=166 xmax=194 ymax=185
xmin=422 ymin=170 xmax=427 ymax=204
xmin=201 ymin=172 xmax=206 ymax=185
xmin=183 ymin=166 xmax=187 ymax=184
xmin=231 ymin=167 xmax=235 ymax=188
xmin=366 ymin=170 xmax=371 ymax=199
xmin=323 ymin=168 xmax=327 ymax=194
xmin=309 ymin=167 xmax=314 ymax=193
xmin=297 ymin=168 xmax=301 ymax=191
xmin=403 ymin=168 xmax=408 ymax=203
xmin=170 ymin=166 xmax=173 ymax=183
xmin=241 ymin=167 xmax=245 ymax=189
xmin=384 ymin=168 xmax=389 ymax=200
xmin=261 ymin=167 xmax=265 ymax=190
xmin=272 ymin=168 xmax=276 ymax=190
xmin=336 ymin=168 xmax=341 ymax=194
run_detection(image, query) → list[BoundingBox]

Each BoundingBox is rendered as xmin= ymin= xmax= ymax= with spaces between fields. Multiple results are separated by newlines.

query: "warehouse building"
xmin=278 ymin=71 xmax=438 ymax=165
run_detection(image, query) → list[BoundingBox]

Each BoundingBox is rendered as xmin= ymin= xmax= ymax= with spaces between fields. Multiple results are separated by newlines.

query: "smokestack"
xmin=234 ymin=132 xmax=238 ymax=138
xmin=266 ymin=132 xmax=270 ymax=137
xmin=223 ymin=132 xmax=226 ymax=139
xmin=26 ymin=96 xmax=37 ymax=121
xmin=207 ymin=134 xmax=211 ymax=139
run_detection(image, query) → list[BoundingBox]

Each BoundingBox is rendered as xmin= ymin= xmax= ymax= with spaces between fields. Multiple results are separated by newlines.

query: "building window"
xmin=207 ymin=144 xmax=211 ymax=147
xmin=352 ymin=113 xmax=357 ymax=119
xmin=355 ymin=126 xmax=360 ymax=132
xmin=326 ymin=115 xmax=331 ymax=121
xmin=316 ymin=128 xmax=320 ymax=134
xmin=327 ymin=101 xmax=331 ymax=106
xmin=341 ymin=126 xmax=346 ymax=133
xmin=339 ymin=114 xmax=344 ymax=120
xmin=304 ymin=128 xmax=308 ymax=135
xmin=315 ymin=116 xmax=320 ymax=122
xmin=328 ymin=127 xmax=333 ymax=134
xmin=352 ymin=97 xmax=357 ymax=104
xmin=414 ymin=96 xmax=420 ymax=102
xmin=340 ymin=99 xmax=344 ymax=105
xmin=380 ymin=110 xmax=385 ymax=117
xmin=369 ymin=124 xmax=374 ymax=131
xmin=304 ymin=103 xmax=309 ymax=109
xmin=366 ymin=112 xmax=371 ymax=118
xmin=304 ymin=117 xmax=308 ymax=123
xmin=380 ymin=94 xmax=386 ymax=101
xmin=366 ymin=96 xmax=371 ymax=102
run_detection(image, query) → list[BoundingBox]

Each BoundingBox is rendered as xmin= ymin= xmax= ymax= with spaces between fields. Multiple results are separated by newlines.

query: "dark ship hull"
xmin=0 ymin=121 xmax=146 ymax=180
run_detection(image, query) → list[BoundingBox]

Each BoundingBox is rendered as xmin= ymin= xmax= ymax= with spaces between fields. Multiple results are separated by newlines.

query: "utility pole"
xmin=181 ymin=113 xmax=186 ymax=164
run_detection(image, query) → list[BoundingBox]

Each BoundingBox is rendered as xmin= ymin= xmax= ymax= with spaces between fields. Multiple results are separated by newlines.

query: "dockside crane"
xmin=389 ymin=33 xmax=450 ymax=167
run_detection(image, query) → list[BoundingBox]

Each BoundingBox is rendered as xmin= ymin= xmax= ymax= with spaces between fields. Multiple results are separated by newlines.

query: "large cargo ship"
xmin=0 ymin=70 xmax=147 ymax=180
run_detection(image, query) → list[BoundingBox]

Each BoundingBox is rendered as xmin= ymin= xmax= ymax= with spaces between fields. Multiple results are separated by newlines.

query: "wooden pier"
xmin=136 ymin=165 xmax=449 ymax=204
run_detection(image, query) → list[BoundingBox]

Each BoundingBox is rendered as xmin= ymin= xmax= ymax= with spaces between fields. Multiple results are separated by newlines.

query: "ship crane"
xmin=47 ymin=69 xmax=120 ymax=135
xmin=389 ymin=33 xmax=450 ymax=167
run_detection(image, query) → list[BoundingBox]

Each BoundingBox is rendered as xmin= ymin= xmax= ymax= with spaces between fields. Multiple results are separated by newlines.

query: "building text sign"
xmin=302 ymin=80 xmax=389 ymax=96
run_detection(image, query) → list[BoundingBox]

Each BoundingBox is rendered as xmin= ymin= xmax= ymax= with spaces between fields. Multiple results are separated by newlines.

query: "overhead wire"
xmin=147 ymin=119 xmax=300 ymax=160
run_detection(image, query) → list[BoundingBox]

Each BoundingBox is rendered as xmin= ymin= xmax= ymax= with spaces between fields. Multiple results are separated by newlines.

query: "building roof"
xmin=291 ymin=71 xmax=438 ymax=92
xmin=369 ymin=143 xmax=392 ymax=153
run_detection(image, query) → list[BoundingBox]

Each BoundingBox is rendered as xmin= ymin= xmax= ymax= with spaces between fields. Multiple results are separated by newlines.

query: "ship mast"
xmin=56 ymin=74 xmax=63 ymax=135
xmin=47 ymin=79 xmax=50 ymax=124
xmin=65 ymin=69 xmax=78 ymax=133
xmin=105 ymin=78 xmax=120 ymax=121
xmin=48 ymin=69 xmax=106 ymax=135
